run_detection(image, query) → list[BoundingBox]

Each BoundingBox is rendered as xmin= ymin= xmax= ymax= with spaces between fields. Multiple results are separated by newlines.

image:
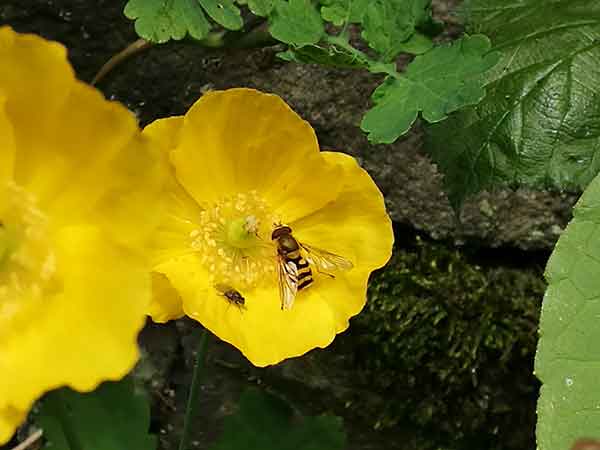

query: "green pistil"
xmin=225 ymin=216 xmax=259 ymax=250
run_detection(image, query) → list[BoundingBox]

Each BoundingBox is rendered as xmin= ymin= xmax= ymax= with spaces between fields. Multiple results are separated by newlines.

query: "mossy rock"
xmin=349 ymin=235 xmax=545 ymax=450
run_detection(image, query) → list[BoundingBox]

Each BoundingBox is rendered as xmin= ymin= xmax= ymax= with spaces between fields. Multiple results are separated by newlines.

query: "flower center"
xmin=0 ymin=182 xmax=57 ymax=337
xmin=190 ymin=191 xmax=278 ymax=289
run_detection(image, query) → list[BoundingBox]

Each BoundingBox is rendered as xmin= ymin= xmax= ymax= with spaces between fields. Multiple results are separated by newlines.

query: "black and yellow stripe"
xmin=292 ymin=255 xmax=313 ymax=290
xmin=273 ymin=225 xmax=314 ymax=294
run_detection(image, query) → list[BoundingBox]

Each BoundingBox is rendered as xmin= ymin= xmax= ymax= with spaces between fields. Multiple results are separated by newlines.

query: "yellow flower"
xmin=0 ymin=27 xmax=165 ymax=443
xmin=147 ymin=88 xmax=393 ymax=366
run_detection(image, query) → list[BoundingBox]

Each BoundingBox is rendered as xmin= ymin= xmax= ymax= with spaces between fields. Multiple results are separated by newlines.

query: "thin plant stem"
xmin=91 ymin=17 xmax=272 ymax=85
xmin=92 ymin=38 xmax=151 ymax=85
xmin=324 ymin=34 xmax=399 ymax=77
xmin=178 ymin=328 xmax=209 ymax=450
xmin=9 ymin=429 xmax=43 ymax=450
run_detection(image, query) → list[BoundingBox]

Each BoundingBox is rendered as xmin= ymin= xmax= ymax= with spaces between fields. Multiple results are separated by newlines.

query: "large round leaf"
xmin=536 ymin=172 xmax=600 ymax=450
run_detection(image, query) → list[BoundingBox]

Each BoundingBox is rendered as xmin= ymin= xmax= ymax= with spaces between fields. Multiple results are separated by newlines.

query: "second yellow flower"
xmin=147 ymin=88 xmax=393 ymax=367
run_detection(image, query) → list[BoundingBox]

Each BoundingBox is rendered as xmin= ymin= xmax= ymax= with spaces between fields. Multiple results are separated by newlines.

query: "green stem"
xmin=178 ymin=328 xmax=209 ymax=450
xmin=324 ymin=34 xmax=399 ymax=78
xmin=197 ymin=31 xmax=227 ymax=48
xmin=93 ymin=19 xmax=272 ymax=84
xmin=226 ymin=24 xmax=277 ymax=49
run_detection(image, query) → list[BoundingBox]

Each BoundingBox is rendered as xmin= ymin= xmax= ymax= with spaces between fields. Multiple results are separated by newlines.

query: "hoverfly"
xmin=215 ymin=284 xmax=246 ymax=311
xmin=271 ymin=224 xmax=353 ymax=310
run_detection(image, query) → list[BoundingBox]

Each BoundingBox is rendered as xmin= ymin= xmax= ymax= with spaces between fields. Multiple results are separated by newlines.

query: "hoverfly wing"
xmin=300 ymin=243 xmax=353 ymax=273
xmin=277 ymin=256 xmax=298 ymax=310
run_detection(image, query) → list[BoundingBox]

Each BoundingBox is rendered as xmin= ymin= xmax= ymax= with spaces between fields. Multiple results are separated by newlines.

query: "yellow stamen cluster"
xmin=0 ymin=183 xmax=57 ymax=338
xmin=190 ymin=191 xmax=278 ymax=289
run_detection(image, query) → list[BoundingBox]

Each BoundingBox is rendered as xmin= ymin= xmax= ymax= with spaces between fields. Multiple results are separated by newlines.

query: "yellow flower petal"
xmin=0 ymin=27 xmax=74 ymax=138
xmin=177 ymin=154 xmax=389 ymax=366
xmin=0 ymin=227 xmax=149 ymax=441
xmin=155 ymin=256 xmax=255 ymax=358
xmin=143 ymin=117 xmax=204 ymax=270
xmin=0 ymin=226 xmax=147 ymax=391
xmin=158 ymin=256 xmax=374 ymax=366
xmin=0 ymin=28 xmax=164 ymax=443
xmin=237 ymin=271 xmax=369 ymax=366
xmin=170 ymin=88 xmax=344 ymax=222
xmin=291 ymin=151 xmax=394 ymax=272
xmin=149 ymin=271 xmax=185 ymax=323
xmin=0 ymin=27 xmax=166 ymax=251
xmin=0 ymin=95 xmax=15 ymax=185
xmin=0 ymin=407 xmax=24 ymax=446
xmin=27 ymin=88 xmax=163 ymax=251
xmin=147 ymin=89 xmax=393 ymax=367
xmin=142 ymin=116 xmax=184 ymax=157
xmin=143 ymin=118 xmax=199 ymax=324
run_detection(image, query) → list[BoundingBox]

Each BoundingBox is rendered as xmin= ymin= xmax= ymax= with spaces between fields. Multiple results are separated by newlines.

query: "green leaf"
xmin=394 ymin=32 xmax=433 ymax=55
xmin=278 ymin=44 xmax=370 ymax=69
xmin=361 ymin=0 xmax=431 ymax=61
xmin=247 ymin=0 xmax=275 ymax=16
xmin=197 ymin=0 xmax=243 ymax=30
xmin=209 ymin=388 xmax=346 ymax=450
xmin=269 ymin=0 xmax=324 ymax=46
xmin=361 ymin=34 xmax=499 ymax=144
xmin=124 ymin=0 xmax=211 ymax=42
xmin=416 ymin=12 xmax=444 ymax=37
xmin=320 ymin=0 xmax=369 ymax=26
xmin=124 ymin=0 xmax=244 ymax=43
xmin=179 ymin=0 xmax=215 ymax=38
xmin=425 ymin=0 xmax=600 ymax=208
xmin=37 ymin=379 xmax=156 ymax=450
xmin=536 ymin=172 xmax=600 ymax=450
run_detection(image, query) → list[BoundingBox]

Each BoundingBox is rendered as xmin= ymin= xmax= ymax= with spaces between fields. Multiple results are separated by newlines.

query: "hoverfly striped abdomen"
xmin=294 ymin=257 xmax=313 ymax=290
xmin=272 ymin=225 xmax=313 ymax=310
xmin=273 ymin=226 xmax=314 ymax=291
xmin=272 ymin=224 xmax=353 ymax=310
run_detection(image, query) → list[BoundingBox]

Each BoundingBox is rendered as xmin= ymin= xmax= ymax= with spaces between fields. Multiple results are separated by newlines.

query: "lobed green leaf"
xmin=125 ymin=0 xmax=192 ymax=42
xmin=393 ymin=31 xmax=433 ymax=55
xmin=268 ymin=0 xmax=324 ymax=46
xmin=37 ymin=379 xmax=156 ymax=450
xmin=361 ymin=0 xmax=431 ymax=61
xmin=125 ymin=0 xmax=243 ymax=43
xmin=361 ymin=34 xmax=499 ymax=144
xmin=319 ymin=0 xmax=369 ymax=26
xmin=179 ymin=0 xmax=213 ymax=39
xmin=536 ymin=172 xmax=600 ymax=450
xmin=246 ymin=0 xmax=275 ymax=16
xmin=425 ymin=0 xmax=600 ymax=208
xmin=197 ymin=0 xmax=243 ymax=30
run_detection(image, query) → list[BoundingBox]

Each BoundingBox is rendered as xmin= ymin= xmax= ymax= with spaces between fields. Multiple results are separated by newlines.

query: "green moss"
xmin=354 ymin=236 xmax=545 ymax=450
